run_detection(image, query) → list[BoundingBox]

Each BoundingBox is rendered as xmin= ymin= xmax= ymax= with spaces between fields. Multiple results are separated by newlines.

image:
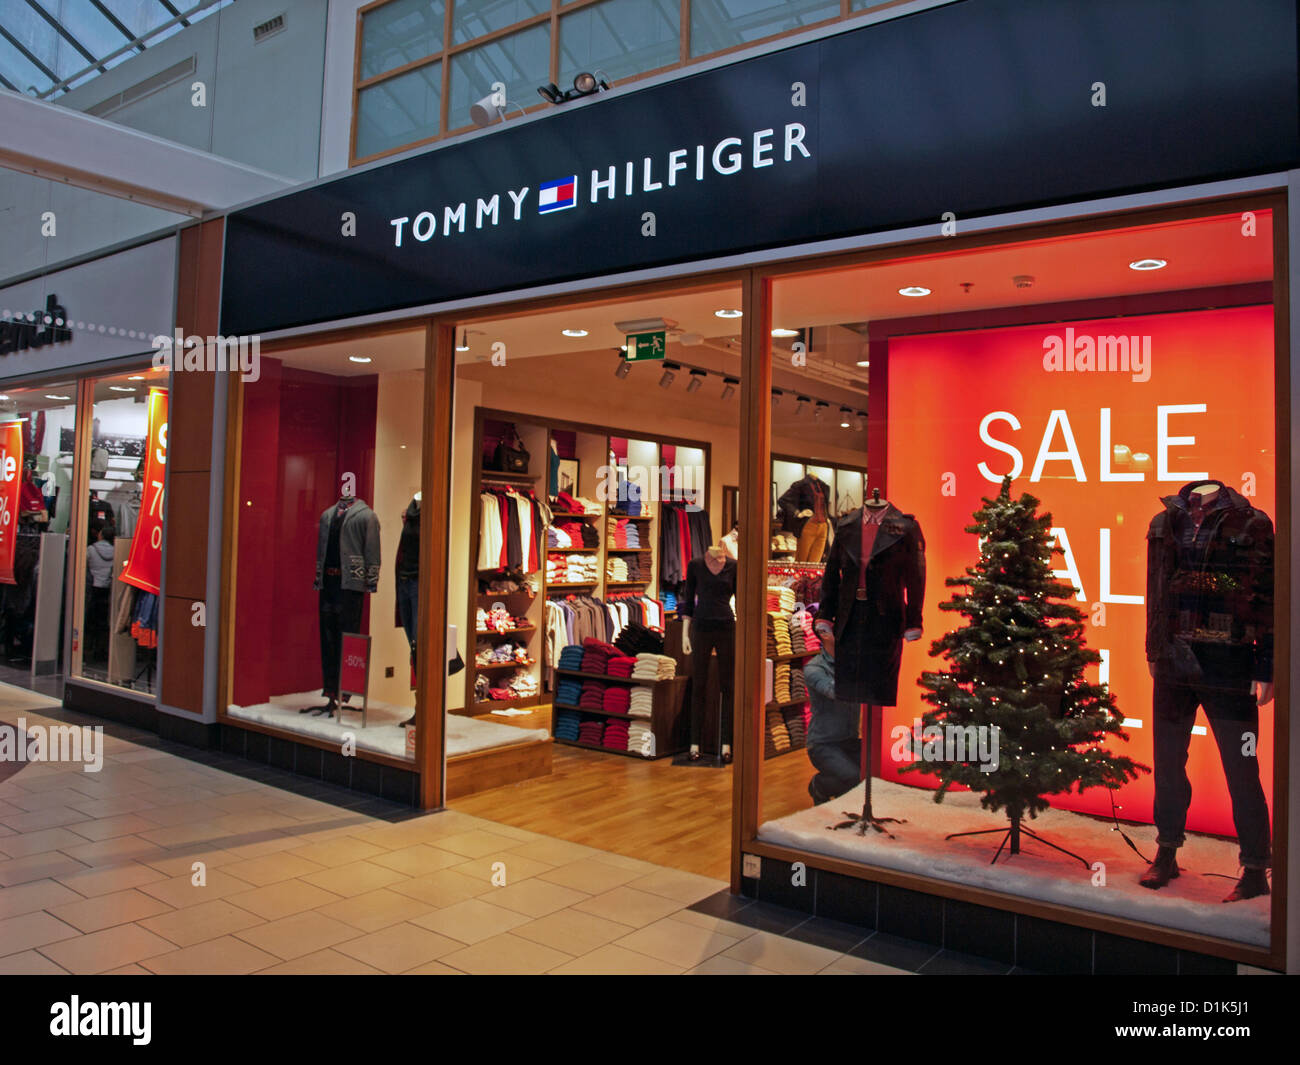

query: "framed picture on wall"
xmin=558 ymin=459 xmax=579 ymax=496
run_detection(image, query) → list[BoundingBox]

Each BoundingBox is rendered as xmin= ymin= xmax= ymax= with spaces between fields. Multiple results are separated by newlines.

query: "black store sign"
xmin=221 ymin=0 xmax=1299 ymax=336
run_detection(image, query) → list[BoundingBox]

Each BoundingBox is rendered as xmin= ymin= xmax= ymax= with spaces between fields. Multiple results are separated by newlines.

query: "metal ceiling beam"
xmin=0 ymin=23 xmax=60 ymax=86
xmin=22 ymin=0 xmax=108 ymax=75
xmin=88 ymin=0 xmax=147 ymax=53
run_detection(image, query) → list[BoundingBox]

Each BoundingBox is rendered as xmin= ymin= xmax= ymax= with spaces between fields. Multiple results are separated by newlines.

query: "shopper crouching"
xmin=805 ymin=633 xmax=862 ymax=804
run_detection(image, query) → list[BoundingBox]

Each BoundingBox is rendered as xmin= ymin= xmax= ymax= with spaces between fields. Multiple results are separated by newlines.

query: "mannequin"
xmin=720 ymin=520 xmax=739 ymax=560
xmin=815 ymin=488 xmax=925 ymax=832
xmin=778 ymin=472 xmax=832 ymax=563
xmin=308 ymin=486 xmax=381 ymax=715
xmin=680 ymin=544 xmax=737 ymax=763
xmin=1141 ymin=479 xmax=1273 ymax=902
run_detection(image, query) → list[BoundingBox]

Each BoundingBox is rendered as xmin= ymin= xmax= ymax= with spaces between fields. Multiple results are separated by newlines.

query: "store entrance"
xmin=443 ymin=281 xmax=869 ymax=878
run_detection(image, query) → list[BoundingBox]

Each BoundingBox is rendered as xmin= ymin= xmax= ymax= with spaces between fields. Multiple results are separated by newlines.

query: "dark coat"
xmin=816 ymin=504 xmax=926 ymax=705
xmin=1146 ymin=480 xmax=1273 ymax=684
xmin=777 ymin=475 xmax=832 ymax=534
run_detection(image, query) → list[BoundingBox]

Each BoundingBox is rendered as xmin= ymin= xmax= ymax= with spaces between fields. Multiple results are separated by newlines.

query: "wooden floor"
xmin=453 ymin=721 xmax=817 ymax=880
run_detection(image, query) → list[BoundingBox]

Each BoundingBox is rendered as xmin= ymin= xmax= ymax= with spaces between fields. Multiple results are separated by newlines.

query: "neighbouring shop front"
xmin=194 ymin=0 xmax=1299 ymax=971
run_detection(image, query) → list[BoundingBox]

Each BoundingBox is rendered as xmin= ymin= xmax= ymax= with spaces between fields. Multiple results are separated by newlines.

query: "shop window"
xmin=360 ymin=0 xmax=447 ymax=81
xmin=447 ymin=23 xmax=550 ymax=132
xmin=226 ymin=331 xmax=426 ymax=762
xmin=73 ymin=369 xmax=167 ymax=695
xmin=757 ymin=208 xmax=1279 ymax=948
xmin=356 ymin=61 xmax=443 ymax=160
xmin=0 ymin=383 xmax=76 ymax=693
xmin=558 ymin=0 xmax=680 ymax=86
xmin=689 ymin=0 xmax=840 ymax=58
xmin=451 ymin=0 xmax=551 ymax=45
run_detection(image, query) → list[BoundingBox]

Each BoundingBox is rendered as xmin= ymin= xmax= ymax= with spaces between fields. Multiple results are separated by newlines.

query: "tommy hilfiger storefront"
xmin=171 ymin=0 xmax=1300 ymax=972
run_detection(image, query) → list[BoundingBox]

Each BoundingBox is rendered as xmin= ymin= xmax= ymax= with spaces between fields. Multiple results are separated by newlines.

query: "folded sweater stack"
xmin=603 ymin=719 xmax=630 ymax=750
xmin=627 ymin=720 xmax=654 ymax=757
xmin=578 ymin=680 xmax=606 ymax=710
xmin=603 ymin=686 xmax=631 ymax=715
xmin=632 ymin=653 xmax=676 ymax=680
xmin=578 ymin=719 xmax=605 ymax=746
xmin=606 ymin=654 xmax=636 ymax=677
xmin=628 ymin=688 xmax=655 ymax=718
xmin=765 ymin=708 xmax=791 ymax=756
xmin=554 ymin=709 xmax=581 ymax=741
xmin=558 ymin=645 xmax=586 ymax=672
xmin=783 ymin=706 xmax=806 ymax=749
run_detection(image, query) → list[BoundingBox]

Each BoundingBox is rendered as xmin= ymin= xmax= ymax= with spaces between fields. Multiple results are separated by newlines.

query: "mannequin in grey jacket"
xmin=314 ymin=498 xmax=381 ymax=593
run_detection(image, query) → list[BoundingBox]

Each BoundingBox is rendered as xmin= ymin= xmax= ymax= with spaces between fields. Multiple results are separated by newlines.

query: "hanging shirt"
xmin=858 ymin=506 xmax=888 ymax=593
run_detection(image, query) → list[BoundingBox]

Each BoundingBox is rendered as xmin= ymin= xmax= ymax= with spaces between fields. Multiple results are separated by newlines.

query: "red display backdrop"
xmin=121 ymin=388 xmax=168 ymax=594
xmin=0 ymin=422 xmax=23 ymax=585
xmin=884 ymin=305 xmax=1275 ymax=836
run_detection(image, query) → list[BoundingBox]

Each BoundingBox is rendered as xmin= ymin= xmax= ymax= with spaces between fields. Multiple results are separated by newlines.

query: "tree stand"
xmin=832 ymin=703 xmax=906 ymax=838
xmin=946 ymin=813 xmax=1089 ymax=868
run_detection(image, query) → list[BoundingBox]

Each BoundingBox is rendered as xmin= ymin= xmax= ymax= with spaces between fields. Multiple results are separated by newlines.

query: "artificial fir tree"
xmin=903 ymin=476 xmax=1146 ymax=863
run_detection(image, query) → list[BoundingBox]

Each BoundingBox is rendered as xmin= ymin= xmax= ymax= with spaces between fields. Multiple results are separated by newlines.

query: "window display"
xmin=757 ymin=207 xmax=1279 ymax=948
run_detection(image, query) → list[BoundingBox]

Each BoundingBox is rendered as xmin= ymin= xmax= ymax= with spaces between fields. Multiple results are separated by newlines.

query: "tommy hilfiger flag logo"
xmin=538 ymin=175 xmax=577 ymax=213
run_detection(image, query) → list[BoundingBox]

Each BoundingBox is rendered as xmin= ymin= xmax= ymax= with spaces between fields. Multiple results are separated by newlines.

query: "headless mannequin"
xmin=682 ymin=545 xmax=736 ymax=763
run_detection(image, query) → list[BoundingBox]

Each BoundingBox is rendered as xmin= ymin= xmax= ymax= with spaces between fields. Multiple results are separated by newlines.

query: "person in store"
xmin=804 ymin=632 xmax=862 ymax=804
xmin=86 ymin=522 xmax=116 ymax=665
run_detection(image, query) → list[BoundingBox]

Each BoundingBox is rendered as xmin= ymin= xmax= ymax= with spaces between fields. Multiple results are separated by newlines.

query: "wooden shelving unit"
xmin=552 ymin=674 xmax=688 ymax=759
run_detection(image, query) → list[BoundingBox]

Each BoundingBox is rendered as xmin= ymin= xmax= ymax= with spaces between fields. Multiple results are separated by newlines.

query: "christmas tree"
xmin=903 ymin=476 xmax=1146 ymax=861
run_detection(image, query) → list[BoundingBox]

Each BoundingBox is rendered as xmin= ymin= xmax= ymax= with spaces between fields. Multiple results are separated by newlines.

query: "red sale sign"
xmin=121 ymin=388 xmax=168 ymax=594
xmin=339 ymin=633 xmax=371 ymax=697
xmin=885 ymin=305 xmax=1274 ymax=837
xmin=0 ymin=421 xmax=23 ymax=585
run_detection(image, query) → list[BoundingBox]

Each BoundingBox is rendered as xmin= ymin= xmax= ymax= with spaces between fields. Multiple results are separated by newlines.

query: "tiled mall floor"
xmin=0 ymin=689 xmax=986 ymax=975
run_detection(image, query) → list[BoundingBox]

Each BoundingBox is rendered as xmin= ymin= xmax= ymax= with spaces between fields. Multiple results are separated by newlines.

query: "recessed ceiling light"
xmin=771 ymin=327 xmax=799 ymax=337
xmin=127 ymin=375 xmax=145 ymax=381
xmin=45 ymin=394 xmax=71 ymax=401
xmin=1129 ymin=258 xmax=1167 ymax=271
xmin=109 ymin=386 xmax=135 ymax=393
xmin=562 ymin=328 xmax=589 ymax=337
xmin=715 ymin=309 xmax=743 ymax=319
xmin=899 ymin=286 xmax=931 ymax=297
xmin=856 ymin=359 xmax=870 ymax=367
xmin=0 ymin=394 xmax=8 ymax=401
xmin=348 ymin=355 xmax=372 ymax=363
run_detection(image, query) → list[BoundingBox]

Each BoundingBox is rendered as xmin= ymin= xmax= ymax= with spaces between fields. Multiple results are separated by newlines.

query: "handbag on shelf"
xmin=492 ymin=426 xmax=530 ymax=473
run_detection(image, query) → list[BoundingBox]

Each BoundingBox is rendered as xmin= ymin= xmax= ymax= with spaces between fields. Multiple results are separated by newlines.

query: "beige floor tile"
xmin=300 ymin=860 xmax=406 ymax=898
xmin=62 ymin=814 xmax=162 ymax=843
xmin=207 ymin=810 xmax=302 ymax=837
xmin=142 ymin=935 xmax=280 ymax=975
xmin=216 ymin=836 xmax=305 ymax=863
xmin=438 ymin=932 xmax=574 ymax=975
xmin=460 ymin=821 xmax=543 ymax=843
xmin=235 ymin=910 xmax=359 ymax=960
xmin=614 ymin=916 xmax=742 ymax=968
xmin=225 ymin=879 xmax=344 ymax=921
xmin=102 ymin=963 xmax=152 ymax=974
xmin=136 ymin=848 xmax=237 ymax=879
xmin=138 ymin=868 xmax=254 ymax=909
xmin=504 ymin=837 xmax=603 ymax=866
xmin=430 ymin=829 xmax=522 ymax=860
xmin=139 ymin=899 xmax=266 ymax=948
xmin=288 ymin=837 xmax=386 ymax=868
xmin=0 ymin=826 xmax=89 ymax=859
xmin=549 ymin=943 xmax=684 ymax=975
xmin=345 ymin=820 xmax=445 ymax=851
xmin=818 ymin=954 xmax=913 ymax=975
xmin=447 ymin=852 xmax=554 ymax=886
xmin=256 ymin=948 xmax=384 ymax=975
xmin=47 ymin=888 xmax=174 ymax=933
xmin=115 ymin=801 xmax=220 ymax=828
xmin=221 ymin=851 xmax=328 ymax=887
xmin=574 ymin=886 xmax=686 ymax=928
xmin=722 ymin=930 xmax=845 ymax=975
xmin=335 ymin=922 xmax=463 ymax=974
xmin=55 ymin=861 xmax=168 ymax=898
xmin=670 ymin=908 xmax=762 ymax=940
xmin=511 ymin=909 xmax=636 ymax=955
xmin=316 ymin=887 xmax=434 ymax=933
xmin=40 ymin=923 xmax=176 ymax=974
xmin=0 ymin=877 xmax=84 ymax=918
xmin=0 ymin=910 xmax=80 ymax=956
xmin=59 ymin=834 xmax=167 ymax=868
xmin=588 ymin=851 xmax=669 ymax=877
xmin=0 ymin=850 xmax=89 ymax=887
xmin=403 ymin=959 xmax=464 ymax=974
xmin=626 ymin=868 xmax=728 ymax=905
xmin=65 ymin=795 xmax=160 ymax=818
xmin=484 ymin=878 xmax=589 ymax=918
xmin=411 ymin=898 xmax=531 ymax=945
xmin=6 ymin=787 xmax=90 ymax=812
xmin=0 ymin=806 xmax=89 ymax=833
xmin=538 ymin=857 xmax=644 ymax=894
xmin=368 ymin=844 xmax=465 ymax=877
xmin=135 ymin=819 xmax=232 ymax=849
xmin=0 ymin=949 xmax=69 ymax=974
xmin=687 ymin=955 xmax=780 ymax=975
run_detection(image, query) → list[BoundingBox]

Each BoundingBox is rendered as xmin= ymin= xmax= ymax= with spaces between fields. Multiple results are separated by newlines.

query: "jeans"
xmin=809 ymin=738 xmax=862 ymax=801
xmin=319 ymin=577 xmax=364 ymax=697
xmin=397 ymin=577 xmax=419 ymax=650
xmin=1152 ymin=676 xmax=1271 ymax=868
xmin=690 ymin=622 xmax=735 ymax=748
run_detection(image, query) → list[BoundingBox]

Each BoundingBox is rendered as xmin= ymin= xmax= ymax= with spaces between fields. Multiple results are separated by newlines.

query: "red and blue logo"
xmin=538 ymin=175 xmax=577 ymax=214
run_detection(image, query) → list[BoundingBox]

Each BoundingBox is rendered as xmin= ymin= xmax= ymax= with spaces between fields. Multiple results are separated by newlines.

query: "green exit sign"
xmin=625 ymin=331 xmax=666 ymax=361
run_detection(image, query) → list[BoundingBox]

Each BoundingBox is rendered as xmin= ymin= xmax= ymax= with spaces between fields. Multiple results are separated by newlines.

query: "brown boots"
xmin=1138 ymin=846 xmax=1180 ymax=889
xmin=1223 ymin=868 xmax=1269 ymax=903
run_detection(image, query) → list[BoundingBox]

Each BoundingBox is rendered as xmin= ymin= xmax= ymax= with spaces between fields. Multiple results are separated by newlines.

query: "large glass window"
xmin=356 ymin=61 xmax=443 ymax=160
xmin=756 ymin=207 xmax=1279 ymax=948
xmin=360 ymin=0 xmax=447 ymax=80
xmin=447 ymin=24 xmax=550 ymax=132
xmin=559 ymin=0 xmax=680 ymax=86
xmin=0 ymin=382 xmax=76 ymax=695
xmin=689 ymin=0 xmax=840 ymax=58
xmin=74 ymin=368 xmax=167 ymax=695
xmin=452 ymin=0 xmax=551 ymax=45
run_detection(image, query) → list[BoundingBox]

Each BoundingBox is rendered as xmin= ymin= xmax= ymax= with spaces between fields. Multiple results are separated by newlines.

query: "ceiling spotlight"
xmin=659 ymin=362 xmax=680 ymax=388
xmin=614 ymin=359 xmax=632 ymax=379
xmin=562 ymin=328 xmax=589 ymax=337
xmin=898 ymin=286 xmax=931 ymax=297
xmin=45 ymin=394 xmax=71 ymax=401
xmin=839 ymin=406 xmax=853 ymax=428
xmin=537 ymin=82 xmax=564 ymax=104
xmin=538 ymin=71 xmax=610 ymax=106
xmin=613 ymin=316 xmax=677 ymax=333
xmin=795 ymin=396 xmax=810 ymax=416
xmin=686 ymin=369 xmax=706 ymax=393
xmin=855 ymin=359 xmax=870 ymax=367
xmin=715 ymin=308 xmax=743 ymax=319
xmin=814 ymin=400 xmax=829 ymax=422
xmin=1129 ymin=257 xmax=1167 ymax=271
xmin=855 ymin=412 xmax=867 ymax=432
xmin=721 ymin=377 xmax=738 ymax=400
xmin=110 ymin=386 xmax=136 ymax=393
xmin=348 ymin=355 xmax=372 ymax=363
xmin=127 ymin=374 xmax=145 ymax=381
xmin=771 ymin=388 xmax=783 ymax=405
xmin=455 ymin=329 xmax=470 ymax=352
xmin=771 ymin=327 xmax=799 ymax=338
